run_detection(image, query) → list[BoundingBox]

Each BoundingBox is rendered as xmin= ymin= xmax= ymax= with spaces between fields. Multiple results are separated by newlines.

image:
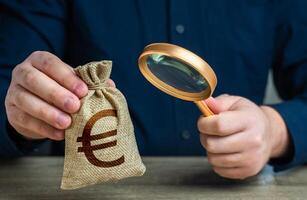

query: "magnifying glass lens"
xmin=146 ymin=54 xmax=209 ymax=93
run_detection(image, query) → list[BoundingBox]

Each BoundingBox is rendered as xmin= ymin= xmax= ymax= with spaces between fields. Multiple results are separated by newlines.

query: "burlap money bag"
xmin=61 ymin=61 xmax=146 ymax=190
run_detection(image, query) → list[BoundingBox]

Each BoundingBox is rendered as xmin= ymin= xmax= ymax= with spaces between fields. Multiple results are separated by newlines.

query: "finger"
xmin=213 ymin=166 xmax=258 ymax=180
xmin=207 ymin=152 xmax=244 ymax=168
xmin=205 ymin=95 xmax=242 ymax=113
xmin=10 ymin=122 xmax=45 ymax=140
xmin=13 ymin=85 xmax=71 ymax=129
xmin=8 ymin=105 xmax=64 ymax=140
xmin=203 ymin=97 xmax=222 ymax=114
xmin=27 ymin=51 xmax=88 ymax=97
xmin=14 ymin=63 xmax=80 ymax=113
xmin=197 ymin=111 xmax=246 ymax=136
xmin=106 ymin=79 xmax=116 ymax=88
xmin=200 ymin=133 xmax=248 ymax=154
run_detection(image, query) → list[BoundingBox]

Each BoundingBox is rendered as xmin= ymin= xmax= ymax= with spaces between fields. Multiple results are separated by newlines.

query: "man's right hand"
xmin=4 ymin=51 xmax=89 ymax=140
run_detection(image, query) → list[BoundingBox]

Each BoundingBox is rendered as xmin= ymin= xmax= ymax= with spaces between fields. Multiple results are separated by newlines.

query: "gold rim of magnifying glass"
xmin=138 ymin=43 xmax=217 ymax=102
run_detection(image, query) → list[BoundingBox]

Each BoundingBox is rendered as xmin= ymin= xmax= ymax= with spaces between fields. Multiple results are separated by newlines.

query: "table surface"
xmin=0 ymin=157 xmax=306 ymax=200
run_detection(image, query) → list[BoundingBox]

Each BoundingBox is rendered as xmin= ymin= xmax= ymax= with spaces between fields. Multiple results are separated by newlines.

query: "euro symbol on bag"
xmin=77 ymin=109 xmax=125 ymax=167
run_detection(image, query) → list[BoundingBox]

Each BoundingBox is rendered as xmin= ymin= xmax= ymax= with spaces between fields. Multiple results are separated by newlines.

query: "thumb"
xmin=204 ymin=94 xmax=241 ymax=114
xmin=106 ymin=79 xmax=116 ymax=88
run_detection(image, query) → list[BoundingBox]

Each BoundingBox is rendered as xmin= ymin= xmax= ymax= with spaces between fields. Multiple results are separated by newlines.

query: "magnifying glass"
xmin=138 ymin=43 xmax=217 ymax=117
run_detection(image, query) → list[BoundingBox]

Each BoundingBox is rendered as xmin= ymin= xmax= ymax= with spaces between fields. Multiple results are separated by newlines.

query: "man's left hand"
xmin=198 ymin=94 xmax=290 ymax=179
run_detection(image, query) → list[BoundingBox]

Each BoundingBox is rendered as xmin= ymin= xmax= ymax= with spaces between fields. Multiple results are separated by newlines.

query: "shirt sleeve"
xmin=269 ymin=0 xmax=307 ymax=171
xmin=0 ymin=0 xmax=67 ymax=157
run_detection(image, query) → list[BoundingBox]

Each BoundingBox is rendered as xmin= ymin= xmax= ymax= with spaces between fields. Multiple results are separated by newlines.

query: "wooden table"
xmin=0 ymin=157 xmax=306 ymax=200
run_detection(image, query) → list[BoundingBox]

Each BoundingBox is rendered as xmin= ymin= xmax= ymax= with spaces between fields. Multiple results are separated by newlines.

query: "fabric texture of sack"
xmin=61 ymin=61 xmax=145 ymax=190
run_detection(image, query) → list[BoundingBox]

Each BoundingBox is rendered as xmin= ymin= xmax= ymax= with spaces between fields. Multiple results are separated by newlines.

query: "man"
xmin=0 ymin=0 xmax=306 ymax=179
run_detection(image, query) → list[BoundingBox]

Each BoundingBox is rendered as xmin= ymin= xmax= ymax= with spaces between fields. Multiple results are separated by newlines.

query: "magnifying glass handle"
xmin=194 ymin=100 xmax=214 ymax=117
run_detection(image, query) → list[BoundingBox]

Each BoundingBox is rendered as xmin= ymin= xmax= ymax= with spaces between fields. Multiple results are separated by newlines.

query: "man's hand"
xmin=198 ymin=94 xmax=290 ymax=179
xmin=5 ymin=51 xmax=115 ymax=141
